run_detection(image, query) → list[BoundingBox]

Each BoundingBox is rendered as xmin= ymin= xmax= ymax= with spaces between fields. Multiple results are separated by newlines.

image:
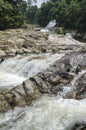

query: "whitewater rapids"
xmin=0 ymin=53 xmax=86 ymax=130
xmin=0 ymin=96 xmax=86 ymax=130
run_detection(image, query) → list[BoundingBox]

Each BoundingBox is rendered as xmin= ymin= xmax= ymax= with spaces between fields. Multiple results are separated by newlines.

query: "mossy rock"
xmin=57 ymin=27 xmax=65 ymax=35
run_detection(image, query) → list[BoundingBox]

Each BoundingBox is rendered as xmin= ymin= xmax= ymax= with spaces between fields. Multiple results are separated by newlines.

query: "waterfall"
xmin=46 ymin=20 xmax=57 ymax=29
xmin=41 ymin=20 xmax=57 ymax=33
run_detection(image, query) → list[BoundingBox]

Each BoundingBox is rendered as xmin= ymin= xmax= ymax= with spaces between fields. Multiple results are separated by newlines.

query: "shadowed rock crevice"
xmin=71 ymin=123 xmax=86 ymax=130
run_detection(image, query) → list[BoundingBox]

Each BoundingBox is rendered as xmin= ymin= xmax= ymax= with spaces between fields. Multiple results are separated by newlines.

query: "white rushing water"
xmin=41 ymin=20 xmax=57 ymax=33
xmin=0 ymin=55 xmax=86 ymax=130
xmin=0 ymin=53 xmax=65 ymax=89
xmin=0 ymin=72 xmax=25 ymax=90
xmin=0 ymin=96 xmax=86 ymax=130
xmin=46 ymin=20 xmax=56 ymax=29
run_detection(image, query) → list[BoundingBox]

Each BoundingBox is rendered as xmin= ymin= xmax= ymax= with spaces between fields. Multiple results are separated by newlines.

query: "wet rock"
xmin=0 ymin=79 xmax=42 ymax=112
xmin=74 ymin=72 xmax=86 ymax=99
xmin=51 ymin=50 xmax=86 ymax=73
xmin=71 ymin=123 xmax=86 ymax=130
xmin=66 ymin=70 xmax=86 ymax=99
xmin=0 ymin=57 xmax=4 ymax=63
xmin=0 ymin=94 xmax=12 ymax=112
xmin=66 ymin=91 xmax=76 ymax=99
xmin=41 ymin=47 xmax=46 ymax=53
xmin=0 ymin=50 xmax=6 ymax=57
xmin=30 ymin=70 xmax=73 ymax=94
xmin=0 ymin=67 xmax=73 ymax=112
xmin=83 ymin=34 xmax=86 ymax=42
xmin=0 ymin=49 xmax=86 ymax=112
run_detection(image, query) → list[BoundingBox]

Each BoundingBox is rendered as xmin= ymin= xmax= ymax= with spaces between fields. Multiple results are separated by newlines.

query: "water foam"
xmin=0 ymin=53 xmax=64 ymax=88
xmin=0 ymin=96 xmax=86 ymax=130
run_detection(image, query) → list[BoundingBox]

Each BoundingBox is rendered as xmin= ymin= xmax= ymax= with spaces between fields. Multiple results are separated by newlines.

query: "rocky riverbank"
xmin=0 ymin=25 xmax=85 ymax=60
xmin=0 ymin=26 xmax=86 ymax=111
xmin=0 ymin=26 xmax=86 ymax=130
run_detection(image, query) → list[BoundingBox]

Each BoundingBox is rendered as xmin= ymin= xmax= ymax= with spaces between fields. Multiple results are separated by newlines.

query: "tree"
xmin=36 ymin=1 xmax=54 ymax=27
xmin=0 ymin=0 xmax=13 ymax=30
xmin=55 ymin=0 xmax=68 ymax=28
xmin=76 ymin=0 xmax=86 ymax=32
xmin=35 ymin=0 xmax=86 ymax=32
xmin=0 ymin=0 xmax=27 ymax=30
xmin=27 ymin=6 xmax=38 ymax=24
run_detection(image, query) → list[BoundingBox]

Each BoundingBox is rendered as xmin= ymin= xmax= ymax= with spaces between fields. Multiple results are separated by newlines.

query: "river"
xmin=0 ymin=96 xmax=86 ymax=130
xmin=0 ymin=50 xmax=86 ymax=130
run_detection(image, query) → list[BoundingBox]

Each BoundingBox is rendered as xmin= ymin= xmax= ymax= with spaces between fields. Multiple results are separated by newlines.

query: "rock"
xmin=41 ymin=47 xmax=46 ymax=53
xmin=0 ymin=57 xmax=4 ymax=63
xmin=0 ymin=49 xmax=86 ymax=112
xmin=74 ymin=72 xmax=86 ymax=99
xmin=0 ymin=94 xmax=12 ymax=112
xmin=0 ymin=50 xmax=6 ymax=56
xmin=33 ymin=27 xmax=41 ymax=31
xmin=51 ymin=50 xmax=86 ymax=73
xmin=0 ymin=79 xmax=42 ymax=112
xmin=71 ymin=123 xmax=86 ymax=130
xmin=0 ymin=67 xmax=74 ymax=112
xmin=83 ymin=34 xmax=86 ymax=42
xmin=0 ymin=27 xmax=85 ymax=59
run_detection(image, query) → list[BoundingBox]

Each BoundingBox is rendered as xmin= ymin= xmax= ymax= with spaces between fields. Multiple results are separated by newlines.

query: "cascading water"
xmin=41 ymin=20 xmax=57 ymax=33
xmin=0 ymin=53 xmax=65 ymax=89
xmin=46 ymin=20 xmax=57 ymax=29
xmin=0 ymin=96 xmax=86 ymax=130
xmin=58 ymin=70 xmax=86 ymax=99
xmin=0 ymin=53 xmax=86 ymax=130
xmin=0 ymin=27 xmax=86 ymax=130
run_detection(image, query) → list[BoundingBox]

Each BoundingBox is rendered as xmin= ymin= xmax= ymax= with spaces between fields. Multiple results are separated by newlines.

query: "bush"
xmin=57 ymin=27 xmax=65 ymax=35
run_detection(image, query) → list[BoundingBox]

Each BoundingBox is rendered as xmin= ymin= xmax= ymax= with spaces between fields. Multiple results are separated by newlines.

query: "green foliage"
xmin=76 ymin=0 xmax=86 ymax=32
xmin=27 ymin=6 xmax=38 ymax=24
xmin=0 ymin=0 xmax=13 ymax=30
xmin=0 ymin=0 xmax=86 ymax=33
xmin=58 ymin=27 xmax=65 ymax=35
xmin=35 ymin=0 xmax=86 ymax=32
xmin=0 ymin=0 xmax=27 ymax=30
xmin=36 ymin=1 xmax=54 ymax=27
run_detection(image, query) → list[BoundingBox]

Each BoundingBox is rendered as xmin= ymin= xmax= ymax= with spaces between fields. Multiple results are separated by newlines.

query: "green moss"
xmin=57 ymin=27 xmax=65 ymax=35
